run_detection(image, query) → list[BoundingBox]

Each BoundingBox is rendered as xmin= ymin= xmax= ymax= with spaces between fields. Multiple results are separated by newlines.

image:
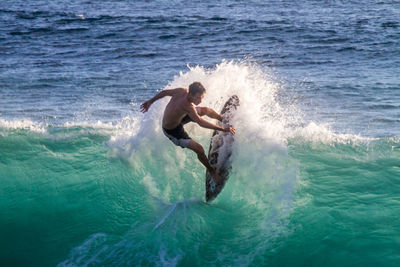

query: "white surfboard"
xmin=205 ymin=95 xmax=239 ymax=202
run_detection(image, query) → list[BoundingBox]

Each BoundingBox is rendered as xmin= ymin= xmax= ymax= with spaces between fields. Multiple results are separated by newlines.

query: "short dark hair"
xmin=189 ymin=82 xmax=206 ymax=95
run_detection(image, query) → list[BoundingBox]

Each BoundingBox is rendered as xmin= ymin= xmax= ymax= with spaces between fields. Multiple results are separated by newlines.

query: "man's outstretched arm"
xmin=140 ymin=88 xmax=179 ymax=113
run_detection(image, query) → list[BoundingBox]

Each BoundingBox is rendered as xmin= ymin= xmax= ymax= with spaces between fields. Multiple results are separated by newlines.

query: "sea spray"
xmin=78 ymin=61 xmax=303 ymax=265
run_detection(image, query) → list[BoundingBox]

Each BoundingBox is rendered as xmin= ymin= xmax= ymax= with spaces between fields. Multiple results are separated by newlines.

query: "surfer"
xmin=140 ymin=82 xmax=235 ymax=184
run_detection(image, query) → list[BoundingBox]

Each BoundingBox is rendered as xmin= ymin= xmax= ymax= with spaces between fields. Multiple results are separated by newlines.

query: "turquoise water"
xmin=1 ymin=118 xmax=399 ymax=266
xmin=1 ymin=62 xmax=400 ymax=266
xmin=1 ymin=0 xmax=400 ymax=266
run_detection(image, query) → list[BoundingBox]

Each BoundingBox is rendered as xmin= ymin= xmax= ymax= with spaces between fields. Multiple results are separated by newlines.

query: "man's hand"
xmin=140 ymin=100 xmax=152 ymax=113
xmin=223 ymin=126 xmax=235 ymax=135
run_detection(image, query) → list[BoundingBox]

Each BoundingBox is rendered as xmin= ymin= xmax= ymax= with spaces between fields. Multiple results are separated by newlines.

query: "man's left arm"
xmin=197 ymin=107 xmax=222 ymax=121
xmin=188 ymin=106 xmax=235 ymax=134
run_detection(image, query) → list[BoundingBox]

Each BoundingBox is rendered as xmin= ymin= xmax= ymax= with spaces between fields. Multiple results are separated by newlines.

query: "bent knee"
xmin=196 ymin=107 xmax=208 ymax=117
xmin=203 ymin=107 xmax=212 ymax=116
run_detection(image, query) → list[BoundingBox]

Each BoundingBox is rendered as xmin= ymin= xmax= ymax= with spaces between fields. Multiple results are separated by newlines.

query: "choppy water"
xmin=1 ymin=1 xmax=400 ymax=266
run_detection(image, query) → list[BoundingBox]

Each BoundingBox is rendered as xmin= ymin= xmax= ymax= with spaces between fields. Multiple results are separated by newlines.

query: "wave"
xmin=2 ymin=61 xmax=399 ymax=266
xmin=0 ymin=118 xmax=48 ymax=134
xmin=59 ymin=61 xmax=392 ymax=265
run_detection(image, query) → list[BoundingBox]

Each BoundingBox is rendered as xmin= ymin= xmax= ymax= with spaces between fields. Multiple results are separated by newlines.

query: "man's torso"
xmin=162 ymin=88 xmax=192 ymax=130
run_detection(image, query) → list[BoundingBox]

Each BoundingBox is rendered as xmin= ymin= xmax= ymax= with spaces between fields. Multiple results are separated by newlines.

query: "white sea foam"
xmin=0 ymin=118 xmax=47 ymax=134
xmin=104 ymin=62 xmax=301 ymax=234
xmin=110 ymin=60 xmax=372 ymax=147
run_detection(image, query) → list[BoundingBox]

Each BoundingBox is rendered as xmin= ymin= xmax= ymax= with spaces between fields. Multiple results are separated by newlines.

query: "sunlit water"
xmin=1 ymin=1 xmax=399 ymax=266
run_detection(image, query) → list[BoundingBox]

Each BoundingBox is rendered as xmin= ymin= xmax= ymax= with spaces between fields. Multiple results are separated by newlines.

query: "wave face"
xmin=1 ymin=61 xmax=399 ymax=266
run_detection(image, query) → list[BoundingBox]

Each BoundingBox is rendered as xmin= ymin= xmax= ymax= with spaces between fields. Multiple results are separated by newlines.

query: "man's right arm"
xmin=140 ymin=88 xmax=181 ymax=113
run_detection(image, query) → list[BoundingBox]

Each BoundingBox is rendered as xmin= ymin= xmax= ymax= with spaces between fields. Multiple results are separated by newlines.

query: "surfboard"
xmin=205 ymin=95 xmax=239 ymax=202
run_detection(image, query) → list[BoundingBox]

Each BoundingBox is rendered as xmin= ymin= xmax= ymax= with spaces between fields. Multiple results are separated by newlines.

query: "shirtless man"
xmin=140 ymin=82 xmax=235 ymax=184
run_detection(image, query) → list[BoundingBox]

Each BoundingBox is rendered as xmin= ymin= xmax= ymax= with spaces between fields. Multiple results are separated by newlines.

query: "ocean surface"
xmin=1 ymin=0 xmax=400 ymax=266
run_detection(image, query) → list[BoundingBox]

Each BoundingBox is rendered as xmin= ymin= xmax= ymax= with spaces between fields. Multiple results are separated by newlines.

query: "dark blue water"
xmin=1 ymin=0 xmax=399 ymax=136
xmin=1 ymin=1 xmax=400 ymax=266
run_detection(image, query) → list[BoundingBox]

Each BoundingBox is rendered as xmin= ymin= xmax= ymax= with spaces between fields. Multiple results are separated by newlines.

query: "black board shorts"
xmin=162 ymin=115 xmax=193 ymax=148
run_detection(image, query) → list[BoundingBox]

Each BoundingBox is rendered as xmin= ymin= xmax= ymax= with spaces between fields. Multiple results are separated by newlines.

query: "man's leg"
xmin=186 ymin=139 xmax=221 ymax=182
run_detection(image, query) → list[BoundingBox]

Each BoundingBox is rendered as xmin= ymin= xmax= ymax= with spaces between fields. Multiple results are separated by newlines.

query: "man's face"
xmin=192 ymin=92 xmax=205 ymax=105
